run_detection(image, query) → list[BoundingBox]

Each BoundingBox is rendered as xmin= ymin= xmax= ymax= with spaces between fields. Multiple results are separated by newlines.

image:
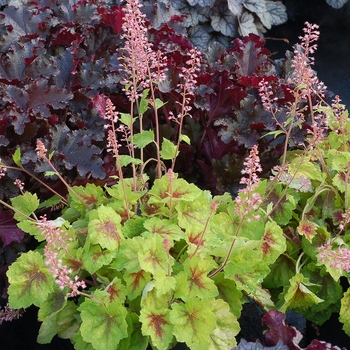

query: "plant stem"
xmin=208 ymin=216 xmax=244 ymax=278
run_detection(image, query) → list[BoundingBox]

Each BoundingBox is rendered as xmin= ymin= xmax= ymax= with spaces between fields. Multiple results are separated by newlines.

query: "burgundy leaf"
xmin=98 ymin=5 xmax=124 ymax=35
xmin=0 ymin=210 xmax=25 ymax=247
xmin=50 ymin=28 xmax=83 ymax=47
xmin=230 ymin=33 xmax=271 ymax=77
xmin=305 ymin=339 xmax=345 ymax=350
xmin=263 ymin=310 xmax=302 ymax=350
xmin=26 ymin=79 xmax=73 ymax=117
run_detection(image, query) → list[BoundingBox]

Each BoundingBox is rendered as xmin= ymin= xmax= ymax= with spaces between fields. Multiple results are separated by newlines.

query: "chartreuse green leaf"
xmin=138 ymin=234 xmax=174 ymax=276
xmin=119 ymin=112 xmax=137 ymax=127
xmin=119 ymin=154 xmax=143 ymax=167
xmin=260 ymin=221 xmax=286 ymax=264
xmin=288 ymin=157 xmax=326 ymax=182
xmin=113 ymin=236 xmax=145 ymax=273
xmin=10 ymin=192 xmax=40 ymax=221
xmin=118 ymin=313 xmax=149 ymax=350
xmin=38 ymin=301 xmax=79 ymax=343
xmin=155 ymin=98 xmax=166 ymax=109
xmin=38 ymin=195 xmax=62 ymax=210
xmin=78 ymin=290 xmax=128 ymax=350
xmin=297 ymin=220 xmax=318 ymax=243
xmin=124 ymin=270 xmax=152 ymax=300
xmin=180 ymin=134 xmax=191 ymax=145
xmin=235 ymin=213 xmax=265 ymax=240
xmin=88 ymin=205 xmax=123 ymax=251
xmin=209 ymin=299 xmax=239 ymax=349
xmin=105 ymin=277 xmax=127 ymax=303
xmin=122 ymin=216 xmax=146 ymax=238
xmin=139 ymin=88 xmax=150 ymax=114
xmin=224 ymin=240 xmax=270 ymax=294
xmin=143 ymin=217 xmax=186 ymax=241
xmin=105 ymin=178 xmax=145 ymax=205
xmin=12 ymin=147 xmax=22 ymax=167
xmin=68 ymin=183 xmax=105 ymax=214
xmin=82 ymin=242 xmax=116 ymax=274
xmin=176 ymin=190 xmax=212 ymax=231
xmin=132 ymin=130 xmax=155 ymax=148
xmin=175 ymin=256 xmax=218 ymax=301
xmin=7 ymin=251 xmax=54 ymax=309
xmin=279 ymin=273 xmax=323 ymax=313
xmin=170 ymin=298 xmax=216 ymax=350
xmin=340 ymin=288 xmax=350 ymax=336
xmin=148 ymin=173 xmax=202 ymax=206
xmin=213 ymin=273 xmax=243 ymax=318
xmin=139 ymin=306 xmax=173 ymax=350
xmin=141 ymin=283 xmax=170 ymax=310
xmin=154 ymin=275 xmax=177 ymax=297
xmin=160 ymin=138 xmax=178 ymax=160
xmin=17 ymin=219 xmax=44 ymax=241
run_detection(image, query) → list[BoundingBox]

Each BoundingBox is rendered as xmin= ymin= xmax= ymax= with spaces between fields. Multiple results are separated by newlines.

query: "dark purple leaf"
xmin=0 ymin=210 xmax=25 ymax=247
xmin=262 ymin=310 xmax=302 ymax=350
xmin=230 ymin=33 xmax=271 ymax=77
xmin=92 ymin=94 xmax=107 ymax=119
xmin=48 ymin=124 xmax=105 ymax=179
xmin=26 ymin=79 xmax=73 ymax=117
xmin=98 ymin=5 xmax=124 ymax=35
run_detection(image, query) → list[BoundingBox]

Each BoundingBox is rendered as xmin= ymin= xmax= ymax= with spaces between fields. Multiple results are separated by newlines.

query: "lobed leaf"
xmin=138 ymin=234 xmax=174 ymax=276
xmin=339 ymin=288 xmax=350 ymax=336
xmin=170 ymin=298 xmax=216 ymax=350
xmin=139 ymin=306 xmax=174 ymax=350
xmin=7 ymin=250 xmax=54 ymax=309
xmin=278 ymin=273 xmax=323 ymax=313
xmin=174 ymin=256 xmax=218 ymax=301
xmin=209 ymin=299 xmax=239 ymax=349
xmin=78 ymin=291 xmax=128 ymax=350
xmin=88 ymin=205 xmax=123 ymax=251
xmin=10 ymin=192 xmax=39 ymax=222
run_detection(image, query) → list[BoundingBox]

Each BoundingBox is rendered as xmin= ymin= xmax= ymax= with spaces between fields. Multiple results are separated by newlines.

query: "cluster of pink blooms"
xmin=36 ymin=140 xmax=48 ymax=159
xmin=234 ymin=145 xmax=263 ymax=221
xmin=120 ymin=0 xmax=166 ymax=101
xmin=37 ymin=216 xmax=86 ymax=297
xmin=258 ymin=79 xmax=278 ymax=114
xmin=318 ymin=243 xmax=350 ymax=273
xmin=104 ymin=98 xmax=122 ymax=155
xmin=13 ymin=178 xmax=24 ymax=192
xmin=0 ymin=303 xmax=24 ymax=324
xmin=288 ymin=22 xmax=326 ymax=98
xmin=176 ymin=48 xmax=202 ymax=117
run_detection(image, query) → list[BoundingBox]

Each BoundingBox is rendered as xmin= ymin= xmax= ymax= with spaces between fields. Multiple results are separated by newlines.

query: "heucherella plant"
xmin=1 ymin=5 xmax=350 ymax=350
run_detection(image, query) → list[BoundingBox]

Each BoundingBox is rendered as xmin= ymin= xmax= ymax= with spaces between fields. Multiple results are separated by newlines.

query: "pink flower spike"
xmin=36 ymin=140 xmax=47 ymax=158
xmin=14 ymin=178 xmax=24 ymax=192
